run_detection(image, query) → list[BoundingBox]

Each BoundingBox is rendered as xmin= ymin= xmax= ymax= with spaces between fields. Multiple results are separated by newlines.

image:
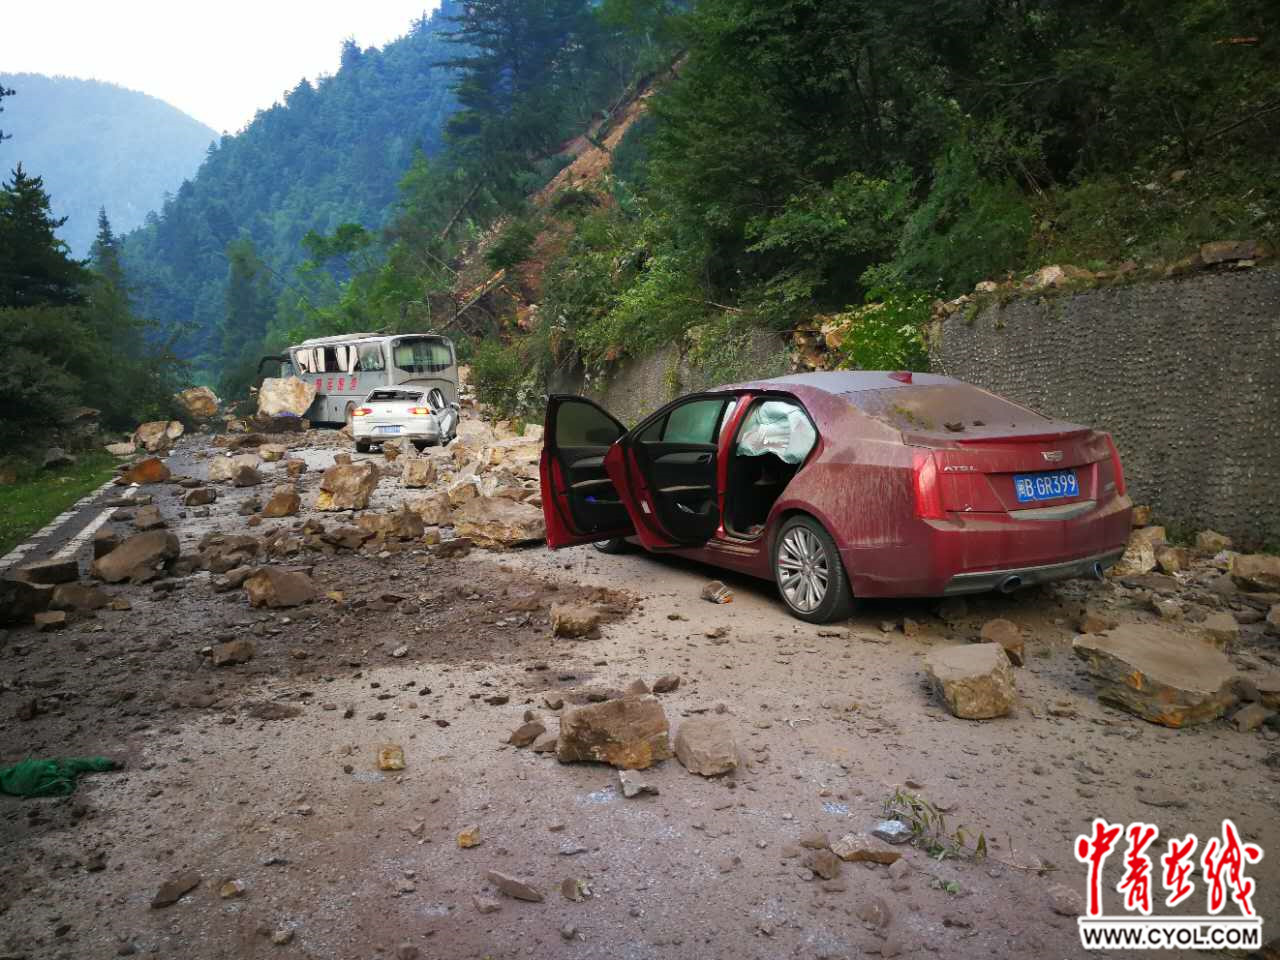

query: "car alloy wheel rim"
xmin=778 ymin=527 xmax=829 ymax=613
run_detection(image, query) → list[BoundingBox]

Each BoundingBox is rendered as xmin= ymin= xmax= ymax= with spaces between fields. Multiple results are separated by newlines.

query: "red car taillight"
xmin=352 ymin=407 xmax=372 ymax=417
xmin=408 ymin=407 xmax=433 ymax=416
xmin=1104 ymin=434 xmax=1127 ymax=496
xmin=912 ymin=451 xmax=945 ymax=519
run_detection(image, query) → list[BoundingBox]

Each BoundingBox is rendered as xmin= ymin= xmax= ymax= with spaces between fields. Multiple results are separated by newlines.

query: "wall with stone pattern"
xmin=931 ymin=267 xmax=1280 ymax=548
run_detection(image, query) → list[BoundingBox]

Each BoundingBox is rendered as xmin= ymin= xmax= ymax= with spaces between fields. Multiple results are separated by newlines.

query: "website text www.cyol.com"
xmin=1078 ymin=916 xmax=1262 ymax=950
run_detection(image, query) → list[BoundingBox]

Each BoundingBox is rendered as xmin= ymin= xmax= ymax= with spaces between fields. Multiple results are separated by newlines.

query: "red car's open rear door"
xmin=540 ymin=396 xmax=635 ymax=549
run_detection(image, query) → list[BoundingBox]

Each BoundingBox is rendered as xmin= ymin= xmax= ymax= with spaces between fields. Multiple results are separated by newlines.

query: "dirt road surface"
xmin=2 ymin=428 xmax=1277 ymax=960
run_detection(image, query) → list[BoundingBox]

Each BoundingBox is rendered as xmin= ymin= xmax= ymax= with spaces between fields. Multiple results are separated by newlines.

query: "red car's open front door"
xmin=606 ymin=393 xmax=741 ymax=551
xmin=540 ymin=396 xmax=636 ymax=549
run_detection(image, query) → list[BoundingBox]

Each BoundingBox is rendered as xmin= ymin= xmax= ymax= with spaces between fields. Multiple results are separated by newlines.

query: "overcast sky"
xmin=1 ymin=1 xmax=442 ymax=133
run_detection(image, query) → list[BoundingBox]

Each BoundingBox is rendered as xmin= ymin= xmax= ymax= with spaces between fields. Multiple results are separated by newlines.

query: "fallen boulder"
xmin=451 ymin=497 xmax=545 ymax=548
xmin=283 ymin=459 xmax=307 ymax=479
xmin=175 ymin=386 xmax=219 ymax=419
xmin=207 ymin=454 xmax=260 ymax=484
xmin=133 ymin=420 xmax=184 ymax=453
xmin=831 ymin=833 xmax=902 ymax=865
xmin=34 ymin=610 xmax=68 ymax=631
xmin=257 ymin=377 xmax=316 ymax=418
xmin=356 ymin=506 xmax=424 ymax=541
xmin=407 ymin=493 xmax=450 ymax=527
xmin=1200 ymin=611 xmax=1240 ymax=650
xmin=487 ymin=870 xmax=544 ymax=903
xmin=1072 ymin=624 xmax=1236 ymax=727
xmin=673 ymin=718 xmax=739 ymax=776
xmin=15 ymin=557 xmax=80 ymax=585
xmin=258 ymin=444 xmax=287 ymax=463
xmin=116 ymin=457 xmax=171 ymax=486
xmin=91 ymin=531 xmax=180 ymax=584
xmin=184 ymin=487 xmax=216 ymax=507
xmin=211 ymin=638 xmax=255 ymax=667
xmin=978 ymin=618 xmax=1024 ymax=666
xmin=231 ymin=464 xmax=262 ymax=487
xmin=104 ymin=441 xmax=137 ymax=457
xmin=198 ymin=534 xmax=261 ymax=573
xmin=557 ymin=696 xmax=672 ymax=769
xmin=925 ymin=643 xmax=1016 ymax=719
xmin=261 ymin=485 xmax=301 ymax=519
xmin=551 ymin=603 xmax=603 ymax=639
xmin=0 ymin=578 xmax=52 ymax=624
xmin=402 ymin=458 xmax=437 ymax=488
xmin=1231 ymin=554 xmax=1280 ymax=592
xmin=50 ymin=582 xmax=109 ymax=612
xmin=315 ymin=462 xmax=378 ymax=511
xmin=1112 ymin=526 xmax=1167 ymax=577
xmin=133 ymin=505 xmax=167 ymax=531
xmin=243 ymin=567 xmax=318 ymax=609
xmin=1195 ymin=529 xmax=1233 ymax=554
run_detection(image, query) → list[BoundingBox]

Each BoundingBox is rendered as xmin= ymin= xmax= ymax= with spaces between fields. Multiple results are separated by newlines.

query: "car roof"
xmin=721 ymin=370 xmax=965 ymax=396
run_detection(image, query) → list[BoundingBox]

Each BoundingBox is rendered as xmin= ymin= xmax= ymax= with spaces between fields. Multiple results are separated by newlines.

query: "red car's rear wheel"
xmin=773 ymin=515 xmax=854 ymax=623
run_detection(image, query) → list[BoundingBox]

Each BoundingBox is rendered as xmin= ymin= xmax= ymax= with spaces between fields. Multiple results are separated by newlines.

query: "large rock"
xmin=0 ymin=578 xmax=52 ymax=624
xmin=1111 ymin=526 xmax=1167 ymax=577
xmin=257 ymin=377 xmax=317 ymax=418
xmin=50 ymin=583 xmax=108 ymax=612
xmin=408 ymin=492 xmax=451 ymax=526
xmin=1231 ymin=554 xmax=1280 ymax=592
xmin=1200 ymin=612 xmax=1240 ymax=650
xmin=557 ymin=696 xmax=672 ymax=769
xmin=315 ymin=462 xmax=378 ymax=511
xmin=199 ymin=534 xmax=261 ymax=573
xmin=551 ymin=603 xmax=603 ymax=638
xmin=91 ymin=531 xmax=180 ymax=584
xmin=451 ymin=497 xmax=545 ymax=548
xmin=925 ymin=643 xmax=1016 ymax=719
xmin=231 ymin=464 xmax=263 ymax=488
xmin=1072 ymin=624 xmax=1237 ymax=727
xmin=175 ymin=386 xmax=219 ymax=419
xmin=402 ymin=459 xmax=438 ymax=489
xmin=104 ymin=441 xmax=137 ymax=457
xmin=133 ymin=420 xmax=184 ymax=453
xmin=258 ymin=444 xmax=287 ymax=463
xmin=1195 ymin=530 xmax=1233 ymax=554
xmin=261 ymin=485 xmax=301 ymax=519
xmin=978 ymin=618 xmax=1024 ymax=666
xmin=356 ymin=506 xmax=425 ymax=541
xmin=673 ymin=718 xmax=739 ymax=776
xmin=184 ymin=487 xmax=216 ymax=507
xmin=15 ymin=557 xmax=80 ymax=585
xmin=243 ymin=567 xmax=318 ymax=608
xmin=208 ymin=454 xmax=260 ymax=484
xmin=117 ymin=457 xmax=171 ymax=486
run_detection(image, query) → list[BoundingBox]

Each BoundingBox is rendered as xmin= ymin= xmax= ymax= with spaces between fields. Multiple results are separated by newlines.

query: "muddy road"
xmin=1 ymin=426 xmax=1277 ymax=960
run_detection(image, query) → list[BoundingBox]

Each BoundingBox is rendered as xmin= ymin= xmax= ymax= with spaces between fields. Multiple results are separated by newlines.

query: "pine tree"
xmin=0 ymin=163 xmax=88 ymax=308
xmin=0 ymin=81 xmax=12 ymax=141
xmin=90 ymin=207 xmax=124 ymax=287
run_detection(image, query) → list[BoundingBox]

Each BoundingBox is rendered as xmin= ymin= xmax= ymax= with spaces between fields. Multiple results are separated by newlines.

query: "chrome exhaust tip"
xmin=1092 ymin=561 xmax=1105 ymax=581
xmin=998 ymin=575 xmax=1023 ymax=594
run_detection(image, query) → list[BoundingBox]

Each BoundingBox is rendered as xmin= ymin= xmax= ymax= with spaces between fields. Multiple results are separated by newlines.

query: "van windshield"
xmin=392 ymin=337 xmax=453 ymax=374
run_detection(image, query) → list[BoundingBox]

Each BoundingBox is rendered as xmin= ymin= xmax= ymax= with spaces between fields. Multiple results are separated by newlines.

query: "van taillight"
xmin=913 ymin=451 xmax=945 ymax=519
xmin=1104 ymin=434 xmax=1127 ymax=497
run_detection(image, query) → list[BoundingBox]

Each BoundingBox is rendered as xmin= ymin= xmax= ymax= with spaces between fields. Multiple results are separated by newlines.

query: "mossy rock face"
xmin=1072 ymin=625 xmax=1237 ymax=728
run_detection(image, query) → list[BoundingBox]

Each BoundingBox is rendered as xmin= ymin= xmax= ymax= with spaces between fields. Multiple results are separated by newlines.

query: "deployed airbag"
xmin=736 ymin=401 xmax=815 ymax=464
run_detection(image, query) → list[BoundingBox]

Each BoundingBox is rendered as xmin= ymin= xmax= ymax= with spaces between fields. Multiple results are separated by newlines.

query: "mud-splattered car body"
xmin=540 ymin=371 xmax=1132 ymax=622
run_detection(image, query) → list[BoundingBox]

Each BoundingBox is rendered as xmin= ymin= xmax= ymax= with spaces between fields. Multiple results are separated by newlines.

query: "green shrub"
xmin=831 ymin=282 xmax=931 ymax=372
xmin=485 ymin=218 xmax=540 ymax=272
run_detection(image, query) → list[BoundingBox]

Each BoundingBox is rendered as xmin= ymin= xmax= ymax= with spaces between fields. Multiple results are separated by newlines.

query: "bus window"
xmin=357 ymin=343 xmax=386 ymax=371
xmin=393 ymin=337 xmax=453 ymax=374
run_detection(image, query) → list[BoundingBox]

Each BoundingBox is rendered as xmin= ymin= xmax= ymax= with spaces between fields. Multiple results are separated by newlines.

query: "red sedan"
xmin=539 ymin=371 xmax=1132 ymax=623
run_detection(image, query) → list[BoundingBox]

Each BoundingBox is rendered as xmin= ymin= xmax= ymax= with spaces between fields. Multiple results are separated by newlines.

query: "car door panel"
xmin=541 ymin=397 xmax=635 ymax=549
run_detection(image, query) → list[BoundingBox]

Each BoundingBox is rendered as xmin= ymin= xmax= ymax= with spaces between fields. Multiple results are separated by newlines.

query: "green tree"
xmin=0 ymin=80 xmax=12 ymax=141
xmin=217 ymin=235 xmax=277 ymax=397
xmin=0 ymin=164 xmax=89 ymax=308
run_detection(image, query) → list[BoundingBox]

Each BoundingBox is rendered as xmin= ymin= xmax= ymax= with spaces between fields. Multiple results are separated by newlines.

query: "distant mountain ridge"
xmin=0 ymin=73 xmax=216 ymax=256
xmin=119 ymin=3 xmax=460 ymax=365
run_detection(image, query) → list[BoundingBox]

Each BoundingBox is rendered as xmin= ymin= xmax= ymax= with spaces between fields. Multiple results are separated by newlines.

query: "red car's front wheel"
xmin=772 ymin=515 xmax=854 ymax=623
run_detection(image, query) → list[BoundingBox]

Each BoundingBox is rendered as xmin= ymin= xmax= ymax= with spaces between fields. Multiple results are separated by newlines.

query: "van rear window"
xmin=846 ymin=386 xmax=1048 ymax=434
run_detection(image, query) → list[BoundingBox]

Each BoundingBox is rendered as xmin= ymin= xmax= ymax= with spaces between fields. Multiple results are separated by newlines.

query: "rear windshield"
xmin=847 ymin=385 xmax=1048 ymax=435
xmin=392 ymin=337 xmax=453 ymax=374
xmin=367 ymin=390 xmax=423 ymax=403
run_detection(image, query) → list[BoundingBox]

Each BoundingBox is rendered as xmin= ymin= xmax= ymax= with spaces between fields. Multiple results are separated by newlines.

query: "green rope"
xmin=0 ymin=757 xmax=118 ymax=798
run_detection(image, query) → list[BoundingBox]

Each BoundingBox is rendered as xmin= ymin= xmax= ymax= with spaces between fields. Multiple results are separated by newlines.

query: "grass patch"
xmin=0 ymin=451 xmax=117 ymax=557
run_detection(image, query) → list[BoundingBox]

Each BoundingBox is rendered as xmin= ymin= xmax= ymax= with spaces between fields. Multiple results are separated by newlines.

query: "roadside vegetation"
xmin=0 ymin=451 xmax=116 ymax=556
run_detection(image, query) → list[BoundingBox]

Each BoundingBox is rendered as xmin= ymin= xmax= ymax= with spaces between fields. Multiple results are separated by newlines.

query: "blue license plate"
xmin=376 ymin=425 xmax=402 ymax=434
xmin=1014 ymin=469 xmax=1078 ymax=503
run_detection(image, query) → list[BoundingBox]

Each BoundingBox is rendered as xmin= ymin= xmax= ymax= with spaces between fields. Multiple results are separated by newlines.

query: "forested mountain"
xmin=119 ymin=3 xmax=461 ymax=373
xmin=0 ymin=73 xmax=215 ymax=256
